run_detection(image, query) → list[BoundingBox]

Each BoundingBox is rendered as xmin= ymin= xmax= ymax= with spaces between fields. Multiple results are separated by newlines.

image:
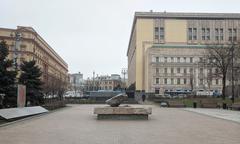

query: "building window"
xmin=184 ymin=78 xmax=187 ymax=84
xmin=171 ymin=57 xmax=174 ymax=63
xmin=156 ymin=68 xmax=159 ymax=74
xmin=164 ymin=68 xmax=168 ymax=74
xmin=155 ymin=89 xmax=159 ymax=94
xmin=200 ymin=79 xmax=203 ymax=85
xmin=177 ymin=68 xmax=180 ymax=73
xmin=193 ymin=28 xmax=197 ymax=40
xmin=215 ymin=28 xmax=219 ymax=41
xmin=190 ymin=57 xmax=193 ymax=63
xmin=177 ymin=57 xmax=180 ymax=63
xmin=164 ymin=57 xmax=168 ymax=63
xmin=156 ymin=57 xmax=159 ymax=62
xmin=154 ymin=27 xmax=159 ymax=40
xmin=199 ymin=57 xmax=203 ymax=63
xmin=216 ymin=79 xmax=219 ymax=85
xmin=202 ymin=28 xmax=205 ymax=40
xmin=183 ymin=57 xmax=186 ymax=63
xmin=233 ymin=28 xmax=237 ymax=41
xmin=190 ymin=68 xmax=193 ymax=74
xmin=171 ymin=78 xmax=174 ymax=85
xmin=200 ymin=68 xmax=203 ymax=74
xmin=188 ymin=28 xmax=192 ymax=40
xmin=184 ymin=68 xmax=187 ymax=74
xmin=164 ymin=78 xmax=168 ymax=84
xmin=156 ymin=78 xmax=159 ymax=84
xmin=228 ymin=28 xmax=232 ymax=41
xmin=160 ymin=27 xmax=164 ymax=40
xmin=171 ymin=68 xmax=174 ymax=74
xmin=206 ymin=28 xmax=210 ymax=40
xmin=177 ymin=78 xmax=180 ymax=85
xmin=220 ymin=28 xmax=224 ymax=40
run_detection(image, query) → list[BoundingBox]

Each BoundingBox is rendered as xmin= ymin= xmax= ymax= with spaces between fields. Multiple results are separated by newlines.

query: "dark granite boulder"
xmin=106 ymin=94 xmax=128 ymax=107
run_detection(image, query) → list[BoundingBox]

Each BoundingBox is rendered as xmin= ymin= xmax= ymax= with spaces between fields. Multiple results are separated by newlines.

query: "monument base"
xmin=94 ymin=106 xmax=152 ymax=120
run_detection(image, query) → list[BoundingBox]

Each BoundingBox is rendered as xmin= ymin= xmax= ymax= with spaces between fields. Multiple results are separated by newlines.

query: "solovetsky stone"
xmin=105 ymin=93 xmax=128 ymax=107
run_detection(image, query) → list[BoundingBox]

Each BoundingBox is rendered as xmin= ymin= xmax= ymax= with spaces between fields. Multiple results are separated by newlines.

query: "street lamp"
xmin=231 ymin=43 xmax=235 ymax=103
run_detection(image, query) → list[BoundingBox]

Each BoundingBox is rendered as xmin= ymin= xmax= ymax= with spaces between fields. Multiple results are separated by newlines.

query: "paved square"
xmin=185 ymin=108 xmax=240 ymax=123
xmin=0 ymin=104 xmax=240 ymax=144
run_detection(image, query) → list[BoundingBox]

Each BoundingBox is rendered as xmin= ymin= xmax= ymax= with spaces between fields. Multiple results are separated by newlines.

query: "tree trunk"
xmin=222 ymin=75 xmax=226 ymax=100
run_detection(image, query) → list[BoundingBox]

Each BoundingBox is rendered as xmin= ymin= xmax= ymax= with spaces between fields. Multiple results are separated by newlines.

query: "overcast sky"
xmin=1 ymin=0 xmax=240 ymax=78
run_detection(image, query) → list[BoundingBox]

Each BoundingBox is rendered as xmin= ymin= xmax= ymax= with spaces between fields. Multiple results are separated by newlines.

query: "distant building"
xmin=0 ymin=26 xmax=68 ymax=87
xmin=84 ymin=74 xmax=122 ymax=91
xmin=69 ymin=72 xmax=84 ymax=91
xmin=127 ymin=12 xmax=240 ymax=94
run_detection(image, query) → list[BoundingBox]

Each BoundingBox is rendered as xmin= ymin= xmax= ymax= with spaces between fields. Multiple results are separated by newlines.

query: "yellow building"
xmin=0 ymin=26 xmax=68 ymax=86
xmin=127 ymin=12 xmax=240 ymax=94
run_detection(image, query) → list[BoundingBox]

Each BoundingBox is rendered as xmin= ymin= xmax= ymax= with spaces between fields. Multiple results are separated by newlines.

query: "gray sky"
xmin=1 ymin=0 xmax=240 ymax=78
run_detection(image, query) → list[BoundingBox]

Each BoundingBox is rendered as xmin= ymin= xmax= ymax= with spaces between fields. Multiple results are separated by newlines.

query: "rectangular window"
xmin=190 ymin=68 xmax=193 ymax=74
xmin=184 ymin=68 xmax=187 ymax=74
xmin=164 ymin=68 xmax=168 ymax=74
xmin=233 ymin=28 xmax=237 ymax=41
xmin=171 ymin=78 xmax=174 ymax=85
xmin=188 ymin=28 xmax=192 ymax=40
xmin=171 ymin=68 xmax=174 ymax=74
xmin=216 ymin=79 xmax=219 ymax=85
xmin=156 ymin=57 xmax=159 ymax=62
xmin=200 ymin=68 xmax=203 ymax=74
xmin=199 ymin=57 xmax=203 ymax=63
xmin=184 ymin=78 xmax=187 ymax=84
xmin=220 ymin=28 xmax=224 ymax=40
xmin=190 ymin=57 xmax=193 ymax=63
xmin=154 ymin=27 xmax=159 ymax=40
xmin=215 ymin=28 xmax=219 ymax=41
xmin=160 ymin=27 xmax=164 ymax=40
xmin=156 ymin=78 xmax=159 ymax=84
xmin=193 ymin=28 xmax=197 ymax=40
xmin=177 ymin=68 xmax=180 ymax=73
xmin=202 ymin=28 xmax=205 ymax=40
xmin=177 ymin=57 xmax=180 ymax=63
xmin=200 ymin=79 xmax=203 ymax=85
xmin=164 ymin=78 xmax=168 ymax=84
xmin=228 ymin=28 xmax=232 ymax=41
xmin=164 ymin=57 xmax=168 ymax=63
xmin=155 ymin=89 xmax=159 ymax=94
xmin=206 ymin=28 xmax=210 ymax=40
xmin=183 ymin=57 xmax=186 ymax=63
xmin=171 ymin=57 xmax=174 ymax=63
xmin=156 ymin=68 xmax=159 ymax=74
xmin=177 ymin=78 xmax=180 ymax=85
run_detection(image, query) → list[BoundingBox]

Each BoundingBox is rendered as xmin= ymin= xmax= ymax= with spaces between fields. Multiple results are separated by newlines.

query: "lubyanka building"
xmin=127 ymin=12 xmax=240 ymax=94
xmin=0 ymin=26 xmax=68 ymax=86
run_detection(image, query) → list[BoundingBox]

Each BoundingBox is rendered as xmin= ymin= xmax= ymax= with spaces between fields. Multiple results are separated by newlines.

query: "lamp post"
xmin=121 ymin=68 xmax=127 ymax=89
xmin=231 ymin=44 xmax=235 ymax=103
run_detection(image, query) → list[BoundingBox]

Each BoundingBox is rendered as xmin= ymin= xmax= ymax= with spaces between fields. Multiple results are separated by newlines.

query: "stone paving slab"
xmin=0 ymin=104 xmax=240 ymax=144
xmin=184 ymin=108 xmax=240 ymax=123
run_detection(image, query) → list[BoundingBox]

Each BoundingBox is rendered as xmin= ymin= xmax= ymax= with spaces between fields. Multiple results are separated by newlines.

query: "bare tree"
xmin=204 ymin=43 xmax=239 ymax=100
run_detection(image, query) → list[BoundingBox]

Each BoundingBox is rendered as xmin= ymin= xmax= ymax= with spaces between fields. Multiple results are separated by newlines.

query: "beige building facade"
xmin=0 ymin=26 xmax=68 ymax=85
xmin=127 ymin=12 xmax=240 ymax=94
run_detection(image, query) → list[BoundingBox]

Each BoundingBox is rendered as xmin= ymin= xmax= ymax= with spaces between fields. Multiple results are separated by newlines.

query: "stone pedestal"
xmin=94 ymin=106 xmax=152 ymax=120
